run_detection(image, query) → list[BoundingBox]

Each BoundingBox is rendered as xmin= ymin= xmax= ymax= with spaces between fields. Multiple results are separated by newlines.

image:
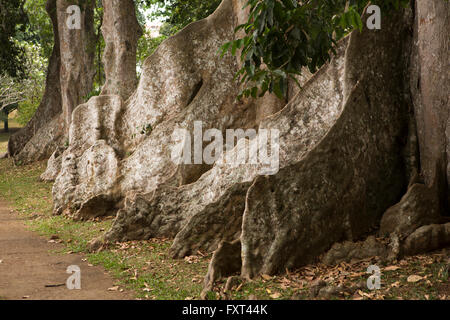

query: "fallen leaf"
xmin=357 ymin=290 xmax=367 ymax=297
xmin=261 ymin=274 xmax=272 ymax=281
xmin=270 ymin=292 xmax=281 ymax=299
xmin=407 ymin=275 xmax=423 ymax=283
xmin=108 ymin=286 xmax=119 ymax=291
xmin=391 ymin=281 xmax=400 ymax=288
xmin=349 ymin=272 xmax=365 ymax=278
xmin=384 ymin=265 xmax=400 ymax=271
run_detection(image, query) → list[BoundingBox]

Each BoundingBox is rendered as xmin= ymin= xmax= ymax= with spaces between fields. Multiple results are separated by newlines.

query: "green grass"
xmin=0 ymin=158 xmax=209 ymax=300
xmin=0 ymin=156 xmax=448 ymax=300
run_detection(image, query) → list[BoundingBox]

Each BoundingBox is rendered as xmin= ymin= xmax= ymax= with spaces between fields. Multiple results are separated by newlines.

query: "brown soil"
xmin=0 ymin=199 xmax=133 ymax=300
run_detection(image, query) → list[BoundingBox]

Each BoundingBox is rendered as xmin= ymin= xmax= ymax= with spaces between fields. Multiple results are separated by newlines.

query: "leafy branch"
xmin=220 ymin=0 xmax=410 ymax=100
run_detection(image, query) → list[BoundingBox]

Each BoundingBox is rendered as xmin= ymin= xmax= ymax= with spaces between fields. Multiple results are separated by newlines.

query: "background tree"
xmin=0 ymin=0 xmax=29 ymax=130
xmin=0 ymin=75 xmax=26 ymax=132
xmin=0 ymin=0 xmax=28 ymax=78
xmin=1 ymin=0 xmax=52 ymax=127
xmin=137 ymin=0 xmax=221 ymax=35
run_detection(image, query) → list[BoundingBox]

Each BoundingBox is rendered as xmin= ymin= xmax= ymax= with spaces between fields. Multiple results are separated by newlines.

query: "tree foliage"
xmin=0 ymin=0 xmax=28 ymax=78
xmin=14 ymin=41 xmax=47 ymax=126
xmin=2 ymin=0 xmax=52 ymax=125
xmin=137 ymin=0 xmax=221 ymax=36
xmin=23 ymin=0 xmax=53 ymax=61
xmin=137 ymin=34 xmax=167 ymax=75
xmin=221 ymin=0 xmax=410 ymax=99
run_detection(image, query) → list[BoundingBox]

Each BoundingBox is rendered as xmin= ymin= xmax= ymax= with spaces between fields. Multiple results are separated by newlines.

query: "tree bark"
xmin=8 ymin=0 xmax=63 ymax=160
xmin=56 ymin=0 xmax=96 ymax=132
xmin=100 ymin=0 xmax=142 ymax=100
xmin=410 ymin=0 xmax=450 ymax=213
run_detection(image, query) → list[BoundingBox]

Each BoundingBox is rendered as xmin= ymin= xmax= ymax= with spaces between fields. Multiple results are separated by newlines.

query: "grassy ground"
xmin=0 ymin=128 xmax=448 ymax=300
xmin=0 ymin=158 xmax=210 ymax=300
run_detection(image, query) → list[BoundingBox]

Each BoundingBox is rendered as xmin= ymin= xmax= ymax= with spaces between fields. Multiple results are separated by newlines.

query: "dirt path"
xmin=0 ymin=199 xmax=133 ymax=300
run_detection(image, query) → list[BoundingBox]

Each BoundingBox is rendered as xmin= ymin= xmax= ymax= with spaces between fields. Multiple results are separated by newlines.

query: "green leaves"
xmin=232 ymin=39 xmax=245 ymax=56
xmin=0 ymin=0 xmax=29 ymax=79
xmin=220 ymin=0 xmax=410 ymax=100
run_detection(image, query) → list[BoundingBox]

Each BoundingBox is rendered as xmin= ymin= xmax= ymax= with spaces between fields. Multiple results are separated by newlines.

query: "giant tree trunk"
xmin=51 ymin=0 xmax=283 ymax=218
xmin=8 ymin=0 xmax=63 ymax=162
xmin=100 ymin=0 xmax=142 ymax=100
xmin=43 ymin=0 xmax=449 ymax=290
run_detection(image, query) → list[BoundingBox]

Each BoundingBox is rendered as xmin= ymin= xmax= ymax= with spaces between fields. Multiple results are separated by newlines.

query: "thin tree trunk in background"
xmin=97 ymin=10 xmax=103 ymax=87
xmin=8 ymin=0 xmax=63 ymax=159
xmin=56 ymin=0 xmax=96 ymax=132
xmin=410 ymin=0 xmax=450 ymax=213
xmin=100 ymin=0 xmax=142 ymax=100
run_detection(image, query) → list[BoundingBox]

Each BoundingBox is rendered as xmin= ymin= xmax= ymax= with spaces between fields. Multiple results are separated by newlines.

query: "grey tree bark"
xmin=410 ymin=0 xmax=449 ymax=212
xmin=100 ymin=0 xmax=142 ymax=100
xmin=56 ymin=0 xmax=96 ymax=132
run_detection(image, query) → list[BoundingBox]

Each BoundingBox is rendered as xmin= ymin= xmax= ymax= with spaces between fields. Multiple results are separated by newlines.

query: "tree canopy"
xmin=137 ymin=0 xmax=221 ymax=35
xmin=0 ymin=0 xmax=28 ymax=78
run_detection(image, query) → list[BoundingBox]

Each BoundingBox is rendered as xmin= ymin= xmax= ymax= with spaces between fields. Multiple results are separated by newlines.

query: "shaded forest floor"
xmin=0 ymin=156 xmax=448 ymax=300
